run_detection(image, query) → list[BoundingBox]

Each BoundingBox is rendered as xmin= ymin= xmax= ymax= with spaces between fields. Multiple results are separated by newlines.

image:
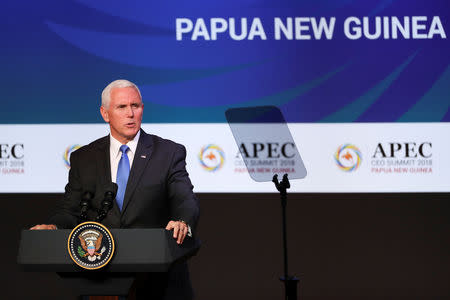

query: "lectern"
xmin=17 ymin=229 xmax=200 ymax=297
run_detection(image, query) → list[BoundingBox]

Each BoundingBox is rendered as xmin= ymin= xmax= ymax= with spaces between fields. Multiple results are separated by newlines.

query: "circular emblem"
xmin=67 ymin=222 xmax=115 ymax=270
xmin=334 ymin=144 xmax=362 ymax=172
xmin=198 ymin=144 xmax=225 ymax=172
xmin=63 ymin=144 xmax=82 ymax=168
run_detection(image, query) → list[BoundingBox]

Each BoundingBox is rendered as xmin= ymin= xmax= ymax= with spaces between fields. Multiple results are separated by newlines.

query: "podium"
xmin=17 ymin=229 xmax=201 ymax=297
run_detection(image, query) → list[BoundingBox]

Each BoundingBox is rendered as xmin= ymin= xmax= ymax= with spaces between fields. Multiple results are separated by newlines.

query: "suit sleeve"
xmin=167 ymin=144 xmax=200 ymax=233
xmin=48 ymin=151 xmax=82 ymax=228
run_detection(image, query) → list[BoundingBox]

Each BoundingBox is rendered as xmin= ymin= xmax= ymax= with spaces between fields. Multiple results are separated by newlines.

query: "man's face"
xmin=100 ymin=86 xmax=144 ymax=144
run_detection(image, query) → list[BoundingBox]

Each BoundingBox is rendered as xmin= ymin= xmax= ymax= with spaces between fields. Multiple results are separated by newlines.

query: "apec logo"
xmin=0 ymin=144 xmax=24 ymax=159
xmin=0 ymin=143 xmax=25 ymax=175
xmin=238 ymin=142 xmax=296 ymax=159
xmin=234 ymin=142 xmax=297 ymax=174
xmin=371 ymin=142 xmax=432 ymax=174
xmin=63 ymin=145 xmax=82 ymax=168
xmin=334 ymin=144 xmax=362 ymax=172
xmin=372 ymin=142 xmax=432 ymax=158
xmin=198 ymin=144 xmax=225 ymax=172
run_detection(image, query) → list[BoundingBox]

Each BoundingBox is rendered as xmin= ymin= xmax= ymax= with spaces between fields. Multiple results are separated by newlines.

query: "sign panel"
xmin=1 ymin=124 xmax=448 ymax=193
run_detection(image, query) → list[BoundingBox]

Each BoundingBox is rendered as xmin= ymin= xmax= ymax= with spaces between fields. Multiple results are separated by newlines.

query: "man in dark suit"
xmin=31 ymin=79 xmax=199 ymax=299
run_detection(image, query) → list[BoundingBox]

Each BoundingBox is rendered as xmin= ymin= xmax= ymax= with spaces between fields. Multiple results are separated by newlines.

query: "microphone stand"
xmin=273 ymin=174 xmax=299 ymax=300
xmin=78 ymin=183 xmax=118 ymax=224
xmin=79 ymin=191 xmax=94 ymax=224
xmin=96 ymin=183 xmax=118 ymax=223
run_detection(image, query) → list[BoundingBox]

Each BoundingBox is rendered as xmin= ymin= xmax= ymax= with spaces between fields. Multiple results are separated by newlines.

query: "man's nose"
xmin=126 ymin=106 xmax=134 ymax=117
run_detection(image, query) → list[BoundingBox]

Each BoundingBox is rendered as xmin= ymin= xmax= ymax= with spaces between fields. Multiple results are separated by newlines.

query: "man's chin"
xmin=124 ymin=130 xmax=139 ymax=139
xmin=119 ymin=128 xmax=139 ymax=141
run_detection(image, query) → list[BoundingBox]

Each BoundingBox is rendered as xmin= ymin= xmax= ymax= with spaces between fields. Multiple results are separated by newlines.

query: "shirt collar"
xmin=110 ymin=130 xmax=140 ymax=159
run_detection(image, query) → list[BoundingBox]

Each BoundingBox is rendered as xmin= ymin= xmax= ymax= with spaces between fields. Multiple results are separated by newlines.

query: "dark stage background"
xmin=6 ymin=192 xmax=450 ymax=299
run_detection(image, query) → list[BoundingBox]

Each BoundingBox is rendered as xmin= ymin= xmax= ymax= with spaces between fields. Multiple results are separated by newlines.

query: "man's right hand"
xmin=30 ymin=224 xmax=57 ymax=230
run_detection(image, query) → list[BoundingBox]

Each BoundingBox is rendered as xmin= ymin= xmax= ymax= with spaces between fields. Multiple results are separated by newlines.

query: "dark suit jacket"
xmin=50 ymin=129 xmax=199 ymax=299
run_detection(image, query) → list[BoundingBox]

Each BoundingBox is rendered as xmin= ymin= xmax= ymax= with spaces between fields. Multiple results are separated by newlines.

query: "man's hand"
xmin=165 ymin=220 xmax=188 ymax=245
xmin=30 ymin=224 xmax=57 ymax=230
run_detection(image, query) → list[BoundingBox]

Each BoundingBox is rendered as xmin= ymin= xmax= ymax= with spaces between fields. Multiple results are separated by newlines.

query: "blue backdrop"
xmin=1 ymin=0 xmax=449 ymax=123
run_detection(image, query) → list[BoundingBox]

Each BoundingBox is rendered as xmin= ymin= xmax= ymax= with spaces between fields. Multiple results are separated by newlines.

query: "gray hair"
xmin=101 ymin=79 xmax=142 ymax=108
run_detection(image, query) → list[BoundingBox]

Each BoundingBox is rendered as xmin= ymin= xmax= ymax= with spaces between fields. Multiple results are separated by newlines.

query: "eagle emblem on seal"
xmin=68 ymin=221 xmax=115 ymax=270
xmin=77 ymin=229 xmax=106 ymax=261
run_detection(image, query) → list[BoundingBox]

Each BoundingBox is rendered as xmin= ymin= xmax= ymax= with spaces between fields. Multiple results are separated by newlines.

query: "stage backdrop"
xmin=1 ymin=0 xmax=449 ymax=192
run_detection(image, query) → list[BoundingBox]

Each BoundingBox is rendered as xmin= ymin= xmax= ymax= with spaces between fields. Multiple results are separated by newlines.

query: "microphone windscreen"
xmin=110 ymin=182 xmax=118 ymax=196
xmin=103 ymin=182 xmax=118 ymax=201
xmin=82 ymin=191 xmax=94 ymax=201
xmin=82 ymin=184 xmax=96 ymax=199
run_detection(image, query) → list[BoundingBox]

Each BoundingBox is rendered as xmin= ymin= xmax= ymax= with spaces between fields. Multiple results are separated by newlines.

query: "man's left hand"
xmin=165 ymin=220 xmax=189 ymax=245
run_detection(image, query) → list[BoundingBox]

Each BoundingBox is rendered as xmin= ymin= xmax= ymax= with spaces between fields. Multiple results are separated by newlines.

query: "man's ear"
xmin=100 ymin=106 xmax=109 ymax=123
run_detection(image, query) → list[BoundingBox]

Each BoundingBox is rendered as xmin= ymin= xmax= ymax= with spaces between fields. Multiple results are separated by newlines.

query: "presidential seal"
xmin=67 ymin=222 xmax=115 ymax=270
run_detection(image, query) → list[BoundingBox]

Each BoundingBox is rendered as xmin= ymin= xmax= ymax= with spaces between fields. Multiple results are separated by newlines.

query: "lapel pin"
xmin=141 ymin=155 xmax=146 ymax=159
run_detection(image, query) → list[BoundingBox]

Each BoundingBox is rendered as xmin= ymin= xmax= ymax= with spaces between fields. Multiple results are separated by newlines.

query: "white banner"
xmin=0 ymin=123 xmax=448 ymax=193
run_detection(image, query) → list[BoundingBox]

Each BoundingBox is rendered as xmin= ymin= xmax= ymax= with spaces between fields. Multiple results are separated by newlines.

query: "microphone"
xmin=96 ymin=183 xmax=118 ymax=222
xmin=79 ymin=190 xmax=94 ymax=223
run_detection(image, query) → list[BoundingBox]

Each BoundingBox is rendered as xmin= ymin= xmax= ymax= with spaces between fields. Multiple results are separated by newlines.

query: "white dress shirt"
xmin=109 ymin=130 xmax=140 ymax=183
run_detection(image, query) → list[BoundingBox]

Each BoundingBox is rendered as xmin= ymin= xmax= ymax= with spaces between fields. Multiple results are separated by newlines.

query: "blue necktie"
xmin=116 ymin=145 xmax=130 ymax=211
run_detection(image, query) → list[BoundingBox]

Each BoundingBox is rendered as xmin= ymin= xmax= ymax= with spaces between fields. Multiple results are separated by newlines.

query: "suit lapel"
xmin=121 ymin=131 xmax=154 ymax=215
